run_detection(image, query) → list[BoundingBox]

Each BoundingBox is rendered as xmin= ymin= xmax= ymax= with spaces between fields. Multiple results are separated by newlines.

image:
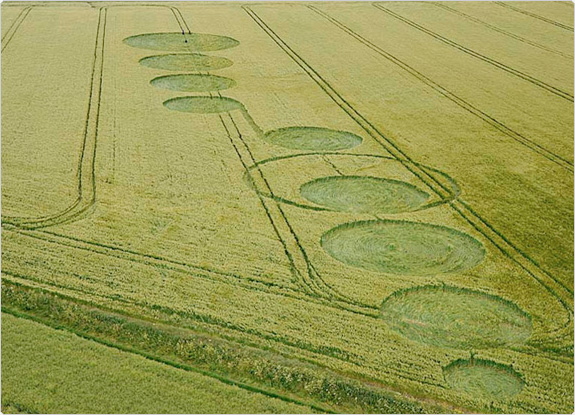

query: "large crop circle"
xmin=245 ymin=153 xmax=459 ymax=213
xmin=264 ymin=127 xmax=362 ymax=151
xmin=151 ymin=74 xmax=236 ymax=92
xmin=300 ymin=176 xmax=430 ymax=214
xmin=444 ymin=359 xmax=524 ymax=399
xmin=124 ymin=32 xmax=239 ymax=52
xmin=321 ymin=220 xmax=485 ymax=276
xmin=163 ymin=96 xmax=243 ymax=113
xmin=139 ymin=54 xmax=233 ymax=71
xmin=380 ymin=285 xmax=532 ymax=348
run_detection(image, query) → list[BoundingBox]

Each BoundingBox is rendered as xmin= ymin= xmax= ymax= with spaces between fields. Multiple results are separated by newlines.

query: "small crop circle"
xmin=151 ymin=74 xmax=236 ymax=92
xmin=264 ymin=127 xmax=362 ymax=151
xmin=300 ymin=176 xmax=430 ymax=214
xmin=444 ymin=358 xmax=524 ymax=399
xmin=163 ymin=96 xmax=243 ymax=113
xmin=139 ymin=54 xmax=233 ymax=71
xmin=321 ymin=220 xmax=485 ymax=276
xmin=380 ymin=285 xmax=532 ymax=348
xmin=124 ymin=32 xmax=239 ymax=52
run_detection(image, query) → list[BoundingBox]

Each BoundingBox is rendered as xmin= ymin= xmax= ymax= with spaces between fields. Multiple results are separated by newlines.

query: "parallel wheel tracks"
xmin=242 ymin=5 xmax=574 ymax=337
xmin=372 ymin=3 xmax=574 ymax=102
xmin=218 ymin=111 xmax=377 ymax=316
xmin=494 ymin=1 xmax=574 ymax=32
xmin=429 ymin=2 xmax=573 ymax=59
xmin=1 ymin=6 xmax=32 ymax=52
xmin=308 ymin=5 xmax=573 ymax=172
xmin=1 ymin=7 xmax=108 ymax=229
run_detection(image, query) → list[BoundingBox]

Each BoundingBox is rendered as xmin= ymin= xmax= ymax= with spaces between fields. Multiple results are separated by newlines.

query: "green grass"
xmin=1 ymin=312 xmax=318 ymax=414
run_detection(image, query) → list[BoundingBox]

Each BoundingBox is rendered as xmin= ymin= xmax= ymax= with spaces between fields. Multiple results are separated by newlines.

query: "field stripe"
xmin=243 ymin=5 xmax=574 ymax=336
xmin=1 ymin=6 xmax=32 ymax=53
xmin=308 ymin=5 xmax=573 ymax=172
xmin=1 ymin=308 xmax=332 ymax=414
xmin=429 ymin=2 xmax=573 ymax=59
xmin=494 ymin=1 xmax=574 ymax=32
xmin=372 ymin=3 xmax=574 ymax=102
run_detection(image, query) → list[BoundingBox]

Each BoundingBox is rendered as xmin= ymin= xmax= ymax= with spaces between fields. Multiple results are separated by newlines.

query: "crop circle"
xmin=124 ymin=32 xmax=239 ymax=52
xmin=246 ymin=153 xmax=460 ymax=212
xmin=139 ymin=54 xmax=233 ymax=71
xmin=163 ymin=96 xmax=243 ymax=113
xmin=444 ymin=358 xmax=524 ymax=399
xmin=380 ymin=285 xmax=532 ymax=348
xmin=264 ymin=127 xmax=362 ymax=151
xmin=321 ymin=220 xmax=485 ymax=276
xmin=151 ymin=74 xmax=236 ymax=92
xmin=300 ymin=176 xmax=430 ymax=214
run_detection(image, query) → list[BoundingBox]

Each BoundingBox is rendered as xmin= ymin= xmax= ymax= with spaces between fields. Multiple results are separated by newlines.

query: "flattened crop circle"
xmin=163 ymin=96 xmax=243 ymax=113
xmin=380 ymin=285 xmax=532 ymax=348
xmin=444 ymin=358 xmax=524 ymax=399
xmin=246 ymin=153 xmax=460 ymax=213
xmin=124 ymin=32 xmax=239 ymax=52
xmin=264 ymin=127 xmax=362 ymax=151
xmin=139 ymin=54 xmax=233 ymax=71
xmin=300 ymin=176 xmax=430 ymax=214
xmin=321 ymin=220 xmax=485 ymax=276
xmin=151 ymin=74 xmax=236 ymax=92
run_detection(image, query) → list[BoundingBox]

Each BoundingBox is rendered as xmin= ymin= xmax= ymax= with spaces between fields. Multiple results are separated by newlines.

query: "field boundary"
xmin=1 ymin=273 xmax=455 ymax=389
xmin=308 ymin=5 xmax=573 ymax=172
xmin=1 ymin=307 xmax=332 ymax=414
xmin=3 ymin=279 xmax=470 ymax=413
xmin=372 ymin=3 xmax=574 ymax=102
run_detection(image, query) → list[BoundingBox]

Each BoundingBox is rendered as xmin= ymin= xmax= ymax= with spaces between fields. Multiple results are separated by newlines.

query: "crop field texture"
xmin=1 ymin=1 xmax=573 ymax=413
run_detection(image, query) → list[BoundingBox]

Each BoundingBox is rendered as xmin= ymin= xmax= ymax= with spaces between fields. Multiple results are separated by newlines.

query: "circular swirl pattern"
xmin=443 ymin=358 xmax=524 ymax=399
xmin=124 ymin=32 xmax=239 ymax=52
xmin=264 ymin=127 xmax=362 ymax=151
xmin=300 ymin=175 xmax=430 ymax=215
xmin=151 ymin=74 xmax=236 ymax=92
xmin=163 ymin=96 xmax=243 ymax=113
xmin=380 ymin=285 xmax=532 ymax=348
xmin=321 ymin=220 xmax=485 ymax=276
xmin=139 ymin=54 xmax=233 ymax=71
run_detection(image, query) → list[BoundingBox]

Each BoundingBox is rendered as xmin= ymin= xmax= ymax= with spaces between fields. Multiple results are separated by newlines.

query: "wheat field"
xmin=1 ymin=1 xmax=573 ymax=413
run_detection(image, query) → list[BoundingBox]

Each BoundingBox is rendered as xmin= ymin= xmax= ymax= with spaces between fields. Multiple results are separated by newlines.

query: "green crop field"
xmin=1 ymin=1 xmax=573 ymax=413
